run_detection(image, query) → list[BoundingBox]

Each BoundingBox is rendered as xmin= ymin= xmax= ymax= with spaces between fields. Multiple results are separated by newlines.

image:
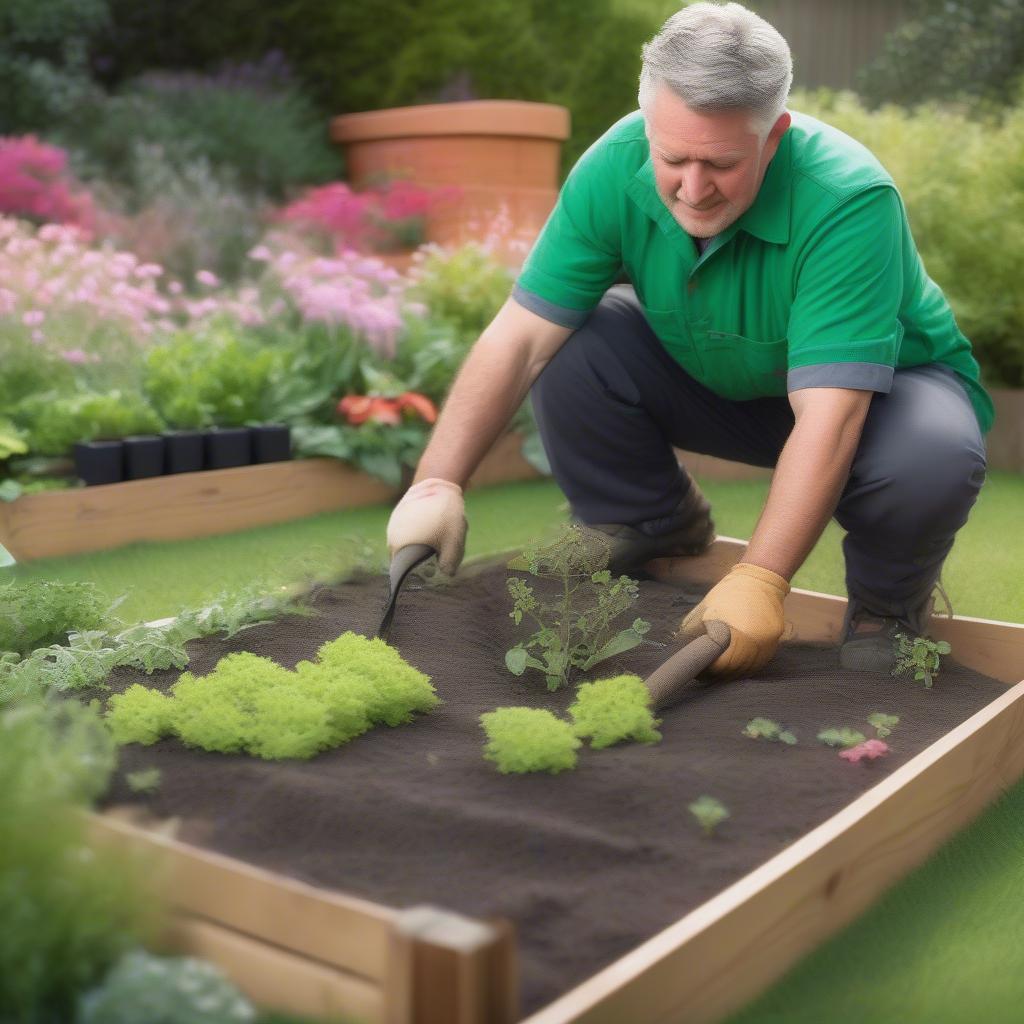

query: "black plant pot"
xmin=205 ymin=427 xmax=252 ymax=470
xmin=123 ymin=435 xmax=165 ymax=480
xmin=251 ymin=423 xmax=292 ymax=464
xmin=163 ymin=430 xmax=205 ymax=475
xmin=73 ymin=440 xmax=124 ymax=486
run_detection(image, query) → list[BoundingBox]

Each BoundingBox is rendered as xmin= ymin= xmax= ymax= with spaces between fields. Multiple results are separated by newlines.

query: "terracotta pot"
xmin=331 ymin=100 xmax=570 ymax=257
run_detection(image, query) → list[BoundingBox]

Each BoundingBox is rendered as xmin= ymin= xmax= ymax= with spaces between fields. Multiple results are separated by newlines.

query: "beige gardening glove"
xmin=386 ymin=478 xmax=467 ymax=576
xmin=677 ymin=562 xmax=790 ymax=678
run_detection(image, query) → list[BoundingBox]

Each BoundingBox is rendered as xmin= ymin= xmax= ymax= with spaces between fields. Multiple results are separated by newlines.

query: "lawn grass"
xmin=5 ymin=469 xmax=1023 ymax=1023
xmin=8 ymin=470 xmax=1020 ymax=626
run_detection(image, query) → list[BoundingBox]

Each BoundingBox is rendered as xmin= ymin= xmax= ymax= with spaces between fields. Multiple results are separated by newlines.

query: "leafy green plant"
xmin=505 ymin=526 xmax=651 ymax=691
xmin=867 ymin=712 xmax=900 ymax=739
xmin=144 ymin=327 xmax=280 ymax=429
xmin=567 ymin=674 xmax=661 ymax=749
xmin=107 ymin=633 xmax=439 ymax=760
xmin=817 ymin=727 xmax=868 ymax=749
xmin=0 ymin=699 xmax=149 ymax=1022
xmin=481 ymin=707 xmax=580 ymax=774
xmin=78 ymin=949 xmax=255 ymax=1024
xmin=893 ymin=633 xmax=951 ymax=689
xmin=0 ymin=581 xmax=314 ymax=707
xmin=16 ymin=389 xmax=163 ymax=456
xmin=0 ymin=418 xmax=28 ymax=462
xmin=0 ymin=579 xmax=108 ymax=656
xmin=125 ymin=767 xmax=162 ymax=795
xmin=743 ymin=717 xmax=797 ymax=745
xmin=688 ymin=795 xmax=729 ymax=837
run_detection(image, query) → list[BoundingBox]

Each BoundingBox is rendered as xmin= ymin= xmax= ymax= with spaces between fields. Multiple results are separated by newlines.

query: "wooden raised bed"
xmin=0 ymin=432 xmax=539 ymax=563
xmin=87 ymin=536 xmax=1024 ymax=1024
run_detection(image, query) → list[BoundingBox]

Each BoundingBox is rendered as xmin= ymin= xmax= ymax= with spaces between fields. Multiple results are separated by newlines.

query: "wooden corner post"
xmin=386 ymin=906 xmax=518 ymax=1024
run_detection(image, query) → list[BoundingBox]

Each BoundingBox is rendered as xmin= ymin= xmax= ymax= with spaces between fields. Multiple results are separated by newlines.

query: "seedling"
xmin=689 ymin=795 xmax=729 ymax=837
xmin=839 ymin=739 xmax=889 ymax=764
xmin=480 ymin=707 xmax=580 ymax=774
xmin=125 ymin=768 xmax=162 ymax=795
xmin=568 ymin=675 xmax=662 ymax=749
xmin=817 ymin=727 xmax=867 ymax=749
xmin=867 ymin=712 xmax=900 ymax=739
xmin=505 ymin=525 xmax=650 ymax=691
xmin=743 ymin=717 xmax=796 ymax=745
xmin=892 ymin=633 xmax=951 ymax=689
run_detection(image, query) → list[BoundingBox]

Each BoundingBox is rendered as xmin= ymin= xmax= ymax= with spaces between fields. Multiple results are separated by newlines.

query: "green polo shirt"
xmin=514 ymin=110 xmax=993 ymax=432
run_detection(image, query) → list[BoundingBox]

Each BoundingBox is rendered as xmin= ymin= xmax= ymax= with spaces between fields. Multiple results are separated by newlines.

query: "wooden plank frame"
xmin=0 ymin=431 xmax=539 ymax=562
xmin=88 ymin=536 xmax=1024 ymax=1023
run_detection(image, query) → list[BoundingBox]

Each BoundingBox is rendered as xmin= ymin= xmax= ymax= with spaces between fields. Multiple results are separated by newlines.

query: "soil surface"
xmin=103 ymin=564 xmax=1008 ymax=1015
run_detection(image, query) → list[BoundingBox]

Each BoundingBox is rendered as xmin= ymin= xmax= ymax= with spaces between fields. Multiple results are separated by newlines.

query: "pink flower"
xmin=195 ymin=269 xmax=220 ymax=288
xmin=248 ymin=244 xmax=272 ymax=261
xmin=22 ymin=309 xmax=44 ymax=326
xmin=839 ymin=739 xmax=889 ymax=763
xmin=61 ymin=348 xmax=90 ymax=364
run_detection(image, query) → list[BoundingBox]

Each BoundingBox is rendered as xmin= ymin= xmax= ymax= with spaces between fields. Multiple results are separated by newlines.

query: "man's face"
xmin=644 ymin=84 xmax=790 ymax=238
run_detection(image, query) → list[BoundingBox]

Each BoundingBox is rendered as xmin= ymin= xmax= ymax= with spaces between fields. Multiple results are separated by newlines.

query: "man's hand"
xmin=386 ymin=478 xmax=467 ymax=576
xmin=678 ymin=562 xmax=790 ymax=677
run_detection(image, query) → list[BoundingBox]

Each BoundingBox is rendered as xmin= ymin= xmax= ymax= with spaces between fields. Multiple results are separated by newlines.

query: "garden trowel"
xmin=376 ymin=543 xmax=437 ymax=641
xmin=644 ymin=619 xmax=731 ymax=711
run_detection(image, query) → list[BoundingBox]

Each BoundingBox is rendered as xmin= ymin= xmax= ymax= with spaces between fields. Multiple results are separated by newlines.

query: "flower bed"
xmin=88 ymin=539 xmax=1024 ymax=1022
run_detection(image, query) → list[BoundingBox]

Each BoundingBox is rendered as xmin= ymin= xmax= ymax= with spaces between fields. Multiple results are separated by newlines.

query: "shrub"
xmin=793 ymin=89 xmax=1024 ymax=386
xmin=481 ymin=707 xmax=580 ymax=774
xmin=0 ymin=135 xmax=95 ymax=230
xmin=0 ymin=699 xmax=147 ymax=1022
xmin=61 ymin=55 xmax=340 ymax=201
xmin=567 ymin=674 xmax=661 ymax=749
xmin=858 ymin=0 xmax=1024 ymax=111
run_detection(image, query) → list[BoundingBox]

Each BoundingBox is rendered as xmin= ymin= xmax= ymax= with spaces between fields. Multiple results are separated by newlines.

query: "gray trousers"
xmin=529 ymin=286 xmax=987 ymax=622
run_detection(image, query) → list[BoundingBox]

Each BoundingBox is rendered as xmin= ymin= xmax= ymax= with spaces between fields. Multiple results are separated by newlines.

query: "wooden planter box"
xmin=88 ymin=536 xmax=1024 ymax=1024
xmin=330 ymin=100 xmax=570 ymax=253
xmin=0 ymin=433 xmax=539 ymax=563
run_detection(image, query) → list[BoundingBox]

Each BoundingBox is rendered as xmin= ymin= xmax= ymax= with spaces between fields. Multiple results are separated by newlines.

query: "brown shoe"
xmin=584 ymin=484 xmax=715 ymax=576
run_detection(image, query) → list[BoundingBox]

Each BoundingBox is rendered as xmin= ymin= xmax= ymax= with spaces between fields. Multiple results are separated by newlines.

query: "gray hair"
xmin=638 ymin=3 xmax=793 ymax=136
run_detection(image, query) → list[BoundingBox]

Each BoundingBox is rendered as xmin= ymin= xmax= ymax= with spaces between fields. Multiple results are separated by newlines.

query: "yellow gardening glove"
xmin=678 ymin=562 xmax=790 ymax=678
xmin=386 ymin=477 xmax=467 ymax=576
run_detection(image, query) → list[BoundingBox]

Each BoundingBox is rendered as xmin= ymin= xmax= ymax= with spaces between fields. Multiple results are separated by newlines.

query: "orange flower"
xmin=397 ymin=391 xmax=437 ymax=423
xmin=337 ymin=391 xmax=436 ymax=426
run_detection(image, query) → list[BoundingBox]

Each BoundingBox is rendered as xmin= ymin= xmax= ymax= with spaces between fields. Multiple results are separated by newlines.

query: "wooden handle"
xmin=645 ymin=620 xmax=731 ymax=711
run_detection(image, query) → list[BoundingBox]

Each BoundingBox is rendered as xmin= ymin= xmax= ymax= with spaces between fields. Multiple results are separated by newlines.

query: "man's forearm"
xmin=413 ymin=335 xmax=539 ymax=487
xmin=744 ymin=393 xmax=871 ymax=580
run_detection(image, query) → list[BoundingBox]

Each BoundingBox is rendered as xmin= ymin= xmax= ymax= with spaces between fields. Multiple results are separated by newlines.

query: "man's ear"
xmin=763 ymin=111 xmax=791 ymax=160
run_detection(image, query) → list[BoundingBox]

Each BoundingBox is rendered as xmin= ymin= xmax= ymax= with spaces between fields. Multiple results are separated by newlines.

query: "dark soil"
xmin=102 ymin=564 xmax=1008 ymax=1015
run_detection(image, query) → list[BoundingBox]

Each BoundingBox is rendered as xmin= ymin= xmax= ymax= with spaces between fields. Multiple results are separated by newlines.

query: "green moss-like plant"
xmin=867 ymin=712 xmax=900 ymax=739
xmin=567 ymin=674 xmax=661 ymax=749
xmin=481 ymin=708 xmax=581 ymax=774
xmin=689 ymin=795 xmax=730 ymax=837
xmin=106 ymin=634 xmax=437 ymax=761
xmin=312 ymin=633 xmax=439 ymax=726
xmin=106 ymin=685 xmax=175 ymax=746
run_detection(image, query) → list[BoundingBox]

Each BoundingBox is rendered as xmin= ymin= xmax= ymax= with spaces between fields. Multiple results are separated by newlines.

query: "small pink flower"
xmin=62 ymin=348 xmax=90 ymax=364
xmin=839 ymin=739 xmax=889 ymax=764
xmin=195 ymin=269 xmax=220 ymax=288
xmin=168 ymin=281 xmax=183 ymax=295
xmin=22 ymin=309 xmax=44 ymax=326
xmin=248 ymin=244 xmax=272 ymax=261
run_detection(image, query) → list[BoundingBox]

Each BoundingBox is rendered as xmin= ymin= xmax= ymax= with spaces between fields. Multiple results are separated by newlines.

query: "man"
xmin=386 ymin=2 xmax=990 ymax=677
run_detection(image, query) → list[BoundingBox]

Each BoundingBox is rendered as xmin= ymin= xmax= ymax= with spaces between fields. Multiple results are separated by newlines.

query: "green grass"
xmin=5 ymin=469 xmax=1024 ymax=1022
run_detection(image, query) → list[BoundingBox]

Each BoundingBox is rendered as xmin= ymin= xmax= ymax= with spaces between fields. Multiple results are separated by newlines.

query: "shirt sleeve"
xmin=514 ymin=141 xmax=624 ymax=327
xmin=787 ymin=186 xmax=904 ymax=394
